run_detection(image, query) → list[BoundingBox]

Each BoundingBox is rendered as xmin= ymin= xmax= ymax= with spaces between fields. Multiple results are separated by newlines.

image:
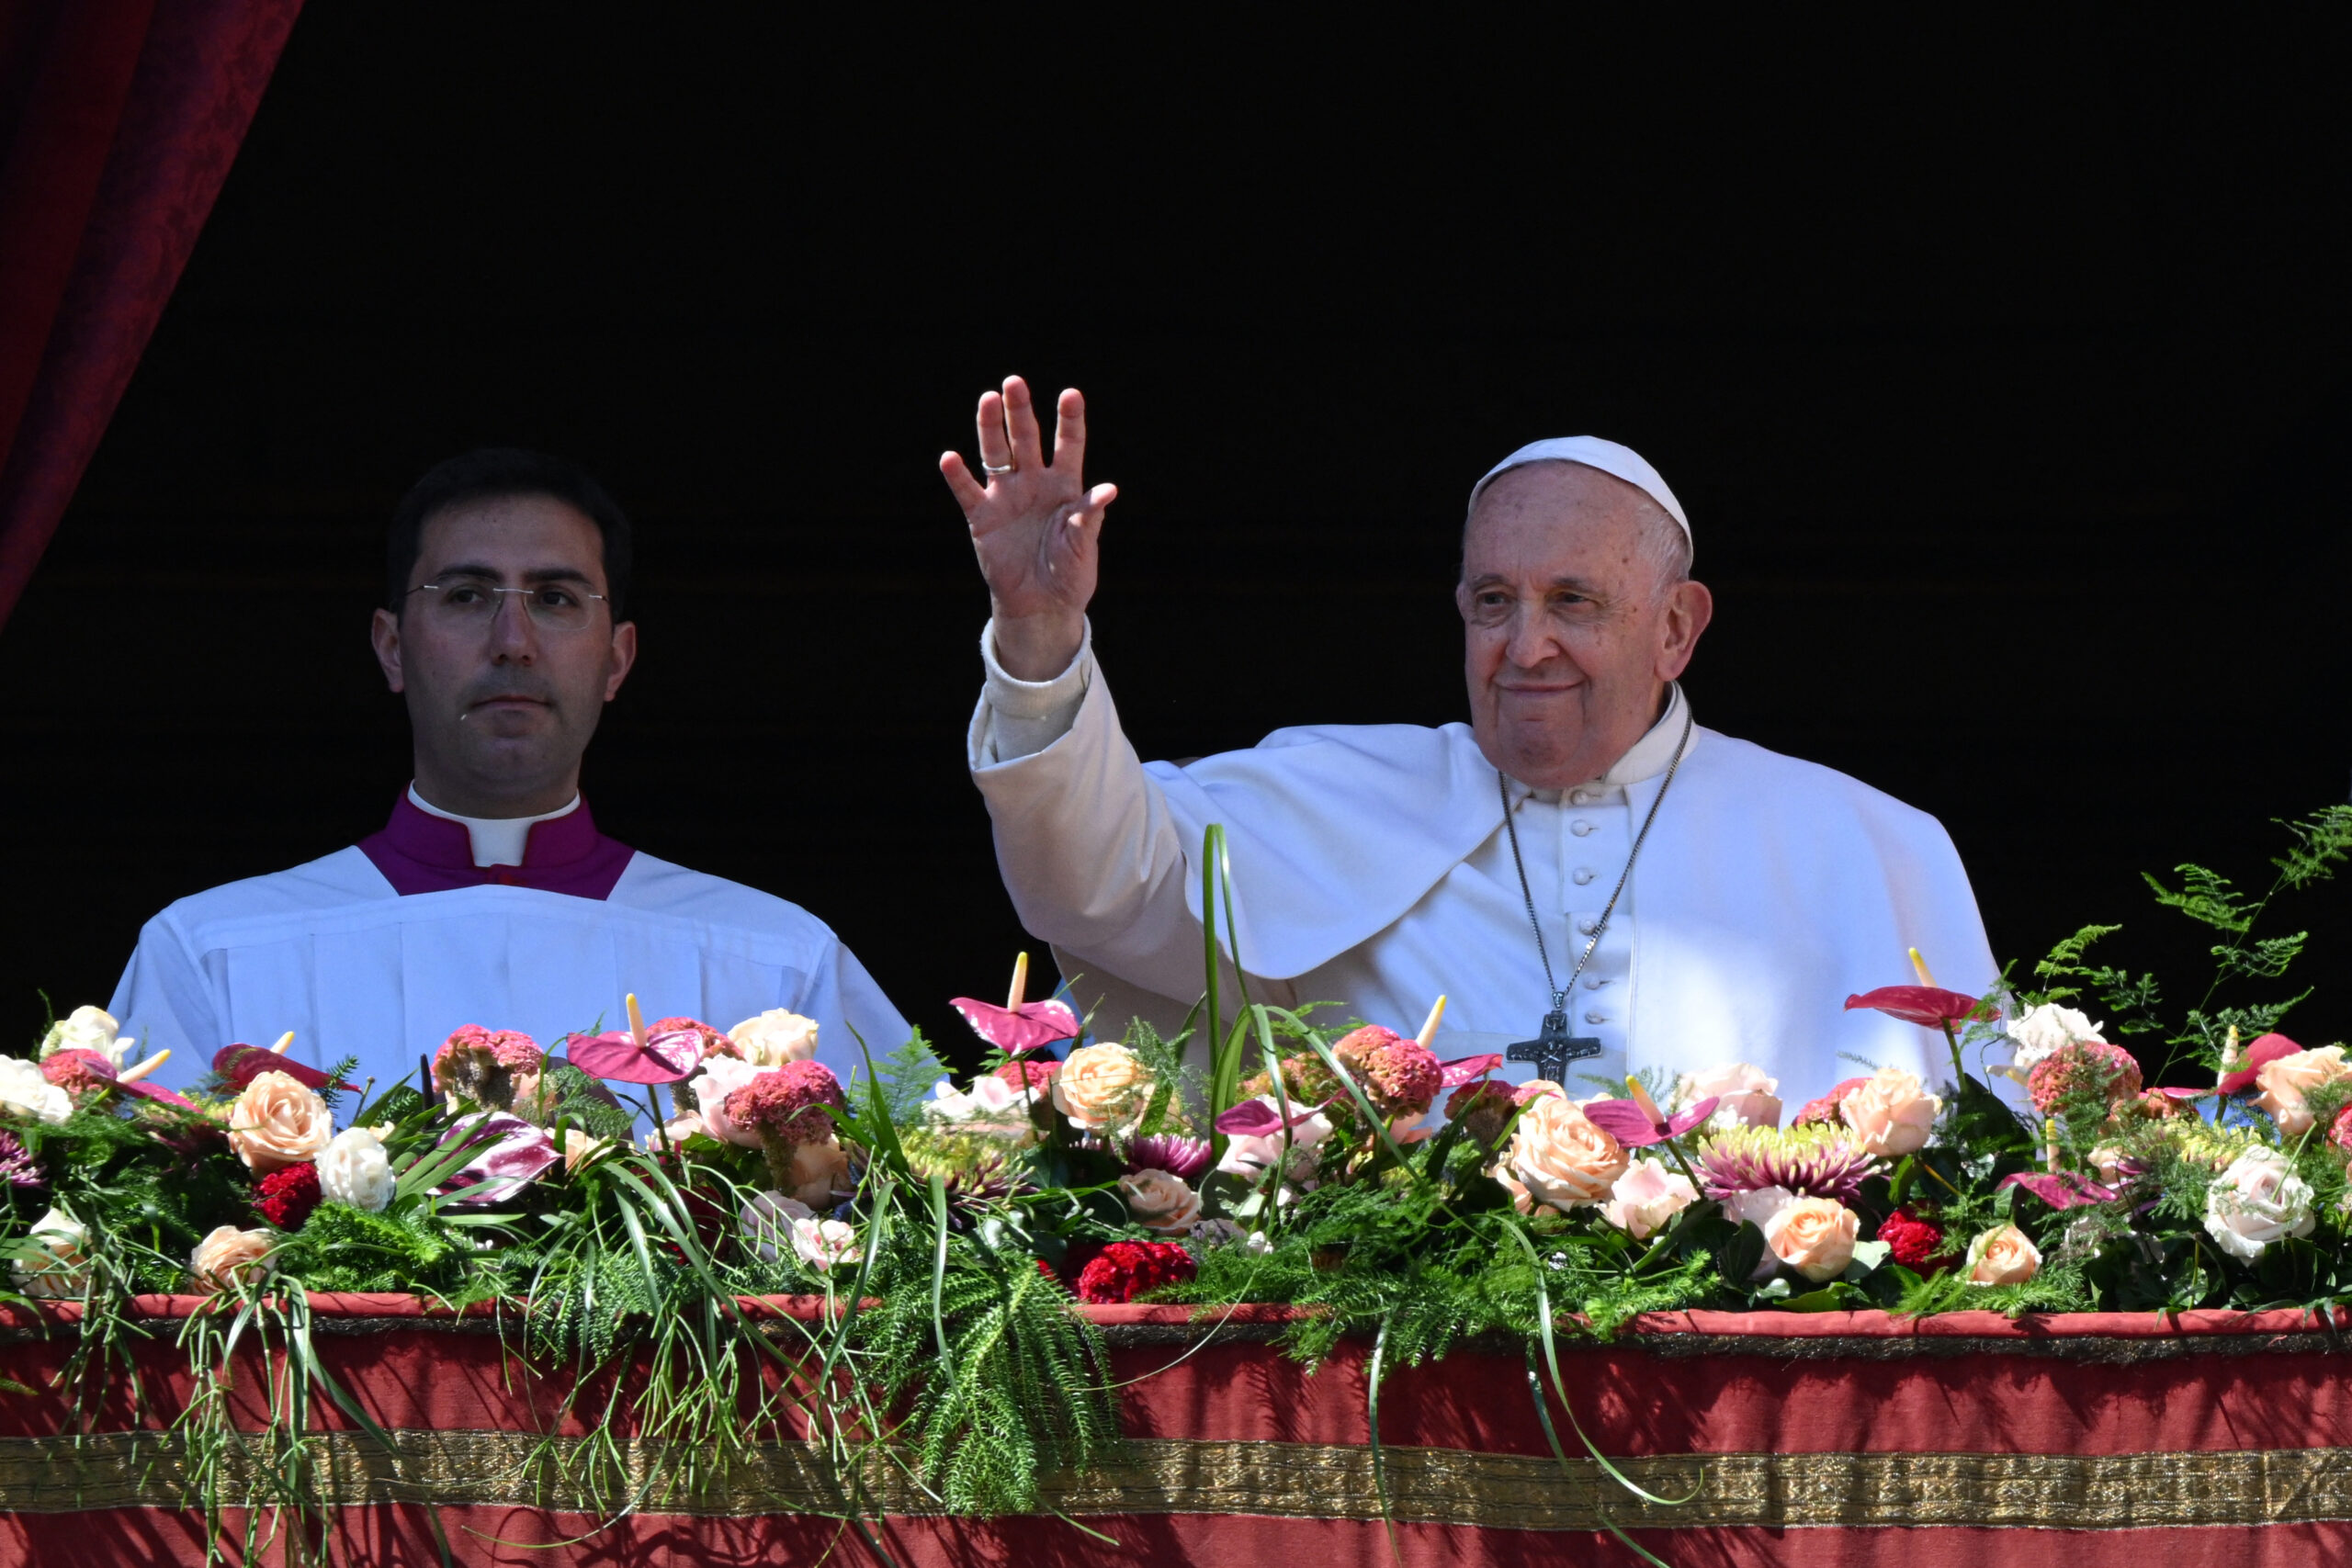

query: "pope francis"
xmin=944 ymin=377 xmax=2000 ymax=1095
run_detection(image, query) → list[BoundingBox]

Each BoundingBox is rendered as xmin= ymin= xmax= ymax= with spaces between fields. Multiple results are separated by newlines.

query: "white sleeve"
xmin=968 ymin=628 xmax=1244 ymax=1008
xmin=106 ymin=913 xmax=227 ymax=1088
xmin=793 ymin=932 xmax=916 ymax=1083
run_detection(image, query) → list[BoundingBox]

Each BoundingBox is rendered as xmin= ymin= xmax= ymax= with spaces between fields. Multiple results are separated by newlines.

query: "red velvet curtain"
xmin=0 ymin=0 xmax=302 ymax=632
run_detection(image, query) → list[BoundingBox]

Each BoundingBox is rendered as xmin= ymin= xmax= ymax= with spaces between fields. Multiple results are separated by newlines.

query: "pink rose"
xmin=2254 ymin=1046 xmax=2352 ymax=1138
xmin=1964 ymin=1223 xmax=2041 ymax=1285
xmin=1600 ymin=1156 xmax=1699 ymax=1239
xmin=1838 ymin=1066 xmax=1940 ymax=1157
xmin=1674 ymin=1063 xmax=1782 ymax=1130
xmin=190 ymin=1225 xmax=277 ymax=1294
xmin=1763 ymin=1196 xmax=1860 ymax=1282
xmin=688 ymin=1056 xmax=766 ymax=1146
xmin=1489 ymin=1094 xmax=1630 ymax=1214
xmin=1119 ymin=1168 xmax=1204 ymax=1235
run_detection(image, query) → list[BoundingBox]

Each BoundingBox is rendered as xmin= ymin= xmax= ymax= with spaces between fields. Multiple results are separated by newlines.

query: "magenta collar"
xmin=358 ymin=793 xmax=634 ymax=899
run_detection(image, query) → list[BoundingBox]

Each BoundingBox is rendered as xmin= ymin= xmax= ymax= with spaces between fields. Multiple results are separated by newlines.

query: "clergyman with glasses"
xmin=107 ymin=448 xmax=907 ymax=1093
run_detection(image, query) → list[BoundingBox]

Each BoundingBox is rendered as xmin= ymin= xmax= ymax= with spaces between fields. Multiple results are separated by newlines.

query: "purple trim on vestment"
xmin=358 ymin=793 xmax=635 ymax=900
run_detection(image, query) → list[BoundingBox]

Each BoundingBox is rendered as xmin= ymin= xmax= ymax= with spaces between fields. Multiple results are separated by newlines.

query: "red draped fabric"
xmin=0 ymin=0 xmax=302 ymax=631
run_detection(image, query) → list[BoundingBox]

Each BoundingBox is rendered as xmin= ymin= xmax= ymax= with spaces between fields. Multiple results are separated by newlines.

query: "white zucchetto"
xmin=1468 ymin=436 xmax=1691 ymax=560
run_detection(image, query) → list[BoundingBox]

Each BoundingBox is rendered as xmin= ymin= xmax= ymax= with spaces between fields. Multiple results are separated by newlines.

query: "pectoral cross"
xmin=1509 ymin=1004 xmax=1602 ymax=1086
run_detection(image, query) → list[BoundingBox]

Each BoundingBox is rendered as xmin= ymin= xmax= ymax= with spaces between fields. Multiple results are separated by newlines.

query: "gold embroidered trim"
xmin=5 ymin=1433 xmax=2349 ymax=1529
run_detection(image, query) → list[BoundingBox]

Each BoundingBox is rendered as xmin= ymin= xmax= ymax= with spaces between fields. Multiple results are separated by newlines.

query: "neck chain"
xmin=1498 ymin=696 xmax=1694 ymax=1014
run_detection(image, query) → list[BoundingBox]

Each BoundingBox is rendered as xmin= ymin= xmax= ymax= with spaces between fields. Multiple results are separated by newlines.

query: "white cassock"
xmin=108 ymin=790 xmax=909 ymax=1094
xmin=968 ymin=626 xmax=2002 ymax=1100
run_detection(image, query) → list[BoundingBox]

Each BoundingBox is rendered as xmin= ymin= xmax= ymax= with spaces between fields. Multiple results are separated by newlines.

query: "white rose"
xmin=39 ymin=1006 xmax=132 ymax=1069
xmin=925 ymin=1074 xmax=1026 ymax=1122
xmin=0 ymin=1057 xmax=71 ymax=1125
xmin=11 ymin=1206 xmax=90 ymax=1300
xmin=728 ymin=1010 xmax=820 ymax=1067
xmin=1671 ymin=1063 xmax=1782 ymax=1132
xmin=1600 ymin=1156 xmax=1700 ymax=1240
xmin=2007 ymin=1003 xmax=2104 ymax=1074
xmin=316 ymin=1127 xmax=395 ymax=1213
xmin=2203 ymin=1146 xmax=2317 ymax=1260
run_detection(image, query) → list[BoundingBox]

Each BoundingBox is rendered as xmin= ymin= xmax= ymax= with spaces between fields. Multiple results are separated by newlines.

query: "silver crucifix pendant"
xmin=1508 ymin=1005 xmax=1603 ymax=1086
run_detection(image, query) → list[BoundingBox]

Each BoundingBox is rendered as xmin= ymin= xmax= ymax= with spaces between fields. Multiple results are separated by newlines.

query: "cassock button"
xmin=1573 ymin=868 xmax=1596 ymax=885
xmin=1585 ymin=976 xmax=1609 ymax=989
xmin=1570 ymin=819 xmax=1595 ymax=836
xmin=1571 ymin=789 xmax=1595 ymax=804
xmin=1586 ymin=1011 xmax=1607 ymax=1025
xmin=1576 ymin=916 xmax=1600 ymax=935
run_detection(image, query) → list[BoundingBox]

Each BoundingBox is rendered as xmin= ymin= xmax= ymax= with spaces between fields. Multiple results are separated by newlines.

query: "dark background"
xmin=0 ymin=11 xmax=2343 ymax=1076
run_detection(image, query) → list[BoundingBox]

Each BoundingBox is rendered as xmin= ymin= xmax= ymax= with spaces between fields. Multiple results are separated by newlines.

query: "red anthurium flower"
xmin=1843 ymin=986 xmax=1993 ymax=1030
xmin=1437 ymin=1054 xmax=1505 ymax=1089
xmin=949 ymin=996 xmax=1082 ymax=1056
xmin=2217 ymin=1032 xmax=2303 ymax=1096
xmin=1581 ymin=1095 xmax=1720 ymax=1148
xmin=211 ymin=1043 xmax=344 ymax=1095
xmin=1996 ymin=1170 xmax=2118 ymax=1210
xmin=563 ymin=1028 xmax=700 ymax=1084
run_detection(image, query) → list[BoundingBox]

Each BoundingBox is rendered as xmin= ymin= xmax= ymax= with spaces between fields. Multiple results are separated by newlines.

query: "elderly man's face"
xmin=369 ymin=494 xmax=638 ymax=817
xmin=1456 ymin=462 xmax=1713 ymax=789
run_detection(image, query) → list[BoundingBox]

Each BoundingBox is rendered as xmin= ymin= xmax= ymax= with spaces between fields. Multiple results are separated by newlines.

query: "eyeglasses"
xmin=407 ymin=578 xmax=610 ymax=632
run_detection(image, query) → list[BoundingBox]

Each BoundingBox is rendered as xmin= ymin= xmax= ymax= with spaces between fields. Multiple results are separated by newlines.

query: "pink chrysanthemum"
xmin=2026 ymin=1041 xmax=2143 ymax=1117
xmin=1792 ymin=1077 xmax=1871 ymax=1127
xmin=432 ymin=1025 xmax=546 ymax=1112
xmin=722 ymin=1061 xmax=846 ymax=1146
xmin=1694 ymin=1124 xmax=1879 ymax=1203
xmin=40 ymin=1048 xmax=113 ymax=1097
xmin=1125 ymin=1134 xmax=1212 ymax=1181
xmin=1333 ymin=1026 xmax=1443 ymax=1117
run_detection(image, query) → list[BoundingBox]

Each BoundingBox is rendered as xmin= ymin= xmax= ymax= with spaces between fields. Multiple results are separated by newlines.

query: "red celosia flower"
xmin=722 ymin=1060 xmax=847 ymax=1145
xmin=1333 ymin=1026 xmax=1444 ymax=1116
xmin=1792 ymin=1077 xmax=1871 ymax=1126
xmin=1876 ymin=1207 xmax=1950 ymax=1271
xmin=254 ymin=1161 xmax=323 ymax=1229
xmin=40 ymin=1049 xmax=113 ymax=1096
xmin=432 ymin=1025 xmax=545 ymax=1110
xmin=1074 ymin=1240 xmax=1198 ymax=1304
xmin=994 ymin=1059 xmax=1060 ymax=1092
xmin=2025 ymin=1041 xmax=2143 ymax=1116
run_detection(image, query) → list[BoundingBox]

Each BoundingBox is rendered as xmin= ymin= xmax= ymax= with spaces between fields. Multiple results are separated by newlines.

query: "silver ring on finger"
xmin=981 ymin=461 xmax=1016 ymax=476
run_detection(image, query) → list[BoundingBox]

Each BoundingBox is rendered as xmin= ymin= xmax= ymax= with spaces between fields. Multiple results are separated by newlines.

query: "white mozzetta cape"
xmin=972 ymin=651 xmax=1999 ymax=1096
xmin=108 ymin=850 xmax=910 ymax=1095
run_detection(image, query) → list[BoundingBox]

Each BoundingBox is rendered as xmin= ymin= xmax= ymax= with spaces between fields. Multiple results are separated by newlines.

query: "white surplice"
xmin=969 ymin=622 xmax=2001 ymax=1098
xmin=108 ymin=843 xmax=909 ymax=1097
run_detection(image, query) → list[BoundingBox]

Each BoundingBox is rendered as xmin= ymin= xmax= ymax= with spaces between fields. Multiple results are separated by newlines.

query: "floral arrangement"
xmin=1 ymin=807 xmax=2346 ymax=1559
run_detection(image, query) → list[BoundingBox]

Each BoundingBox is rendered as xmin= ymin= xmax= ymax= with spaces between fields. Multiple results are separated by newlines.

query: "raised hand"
xmin=941 ymin=376 xmax=1116 ymax=681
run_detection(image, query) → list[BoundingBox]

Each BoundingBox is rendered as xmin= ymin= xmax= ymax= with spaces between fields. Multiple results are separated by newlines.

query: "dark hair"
xmin=385 ymin=448 xmax=634 ymax=618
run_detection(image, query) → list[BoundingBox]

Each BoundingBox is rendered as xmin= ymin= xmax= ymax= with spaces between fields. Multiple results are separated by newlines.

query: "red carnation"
xmin=1875 ymin=1207 xmax=1951 ymax=1272
xmin=1074 ymin=1240 xmax=1198 ymax=1304
xmin=994 ymin=1058 xmax=1060 ymax=1093
xmin=254 ymin=1161 xmax=323 ymax=1229
xmin=1792 ymin=1077 xmax=1871 ymax=1127
xmin=2026 ymin=1041 xmax=2143 ymax=1117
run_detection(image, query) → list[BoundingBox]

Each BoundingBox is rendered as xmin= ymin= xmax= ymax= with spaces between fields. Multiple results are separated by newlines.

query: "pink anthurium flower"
xmin=1581 ymin=1094 xmax=1720 ymax=1148
xmin=1437 ymin=1054 xmax=1505 ymax=1089
xmin=58 ymin=1048 xmax=198 ymax=1110
xmin=2217 ymin=1032 xmax=2303 ymax=1096
xmin=437 ymin=1112 xmax=560 ymax=1203
xmin=1214 ymin=1098 xmax=1334 ymax=1138
xmin=563 ymin=1028 xmax=701 ymax=1084
xmin=212 ymin=1043 xmax=345 ymax=1094
xmin=1843 ymin=986 xmax=1993 ymax=1030
xmin=951 ymin=950 xmax=1081 ymax=1056
xmin=1996 ymin=1170 xmax=2118 ymax=1210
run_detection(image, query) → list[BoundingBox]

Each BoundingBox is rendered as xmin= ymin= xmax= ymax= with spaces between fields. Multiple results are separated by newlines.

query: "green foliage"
xmin=535 ymin=1059 xmax=638 ymax=1144
xmin=273 ymin=1201 xmax=470 ymax=1293
xmin=851 ymin=1028 xmax=949 ymax=1130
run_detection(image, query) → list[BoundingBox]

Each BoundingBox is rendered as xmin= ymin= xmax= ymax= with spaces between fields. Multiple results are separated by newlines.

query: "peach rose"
xmin=1838 ymin=1066 xmax=1940 ymax=1157
xmin=1051 ymin=1043 xmax=1150 ymax=1131
xmin=190 ymin=1225 xmax=277 ymax=1294
xmin=1673 ymin=1063 xmax=1783 ymax=1130
xmin=784 ymin=1136 xmax=851 ymax=1207
xmin=1964 ymin=1223 xmax=2041 ymax=1285
xmin=1600 ymin=1156 xmax=1699 ymax=1239
xmin=1118 ymin=1168 xmax=1203 ymax=1235
xmin=558 ymin=1127 xmax=611 ymax=1174
xmin=1763 ymin=1196 xmax=1860 ymax=1282
xmin=1489 ymin=1093 xmax=1630 ymax=1214
xmin=729 ymin=1009 xmax=820 ymax=1067
xmin=2254 ymin=1046 xmax=2352 ymax=1138
xmin=227 ymin=1070 xmax=333 ymax=1173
